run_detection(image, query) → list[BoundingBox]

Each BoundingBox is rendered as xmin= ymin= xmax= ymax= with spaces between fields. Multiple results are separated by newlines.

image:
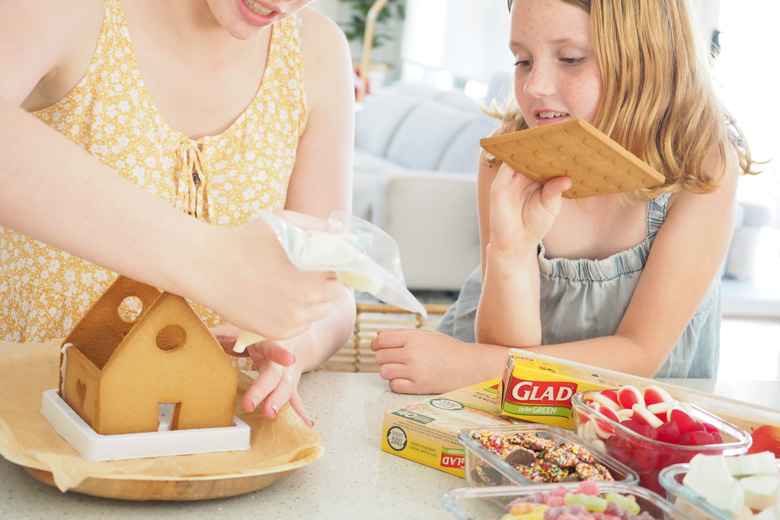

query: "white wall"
xmin=397 ymin=0 xmax=721 ymax=91
xmin=400 ymin=0 xmax=511 ymax=86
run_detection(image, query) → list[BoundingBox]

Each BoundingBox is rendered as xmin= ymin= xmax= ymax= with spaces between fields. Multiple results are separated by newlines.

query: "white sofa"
xmin=353 ymin=80 xmax=777 ymax=292
xmin=353 ymin=80 xmax=502 ymax=291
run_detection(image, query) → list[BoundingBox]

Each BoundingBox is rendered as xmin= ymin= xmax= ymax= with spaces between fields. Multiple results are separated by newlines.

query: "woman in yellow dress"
xmin=0 ymin=0 xmax=356 ymax=425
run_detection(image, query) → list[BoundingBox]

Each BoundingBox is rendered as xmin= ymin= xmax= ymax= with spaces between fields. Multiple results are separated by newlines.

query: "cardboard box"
xmin=380 ymin=378 xmax=526 ymax=478
xmin=499 ymin=349 xmax=780 ymax=433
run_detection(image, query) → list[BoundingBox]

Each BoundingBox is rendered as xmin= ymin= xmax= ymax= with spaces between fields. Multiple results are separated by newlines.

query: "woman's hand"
xmin=197 ymin=216 xmax=343 ymax=342
xmin=211 ymin=324 xmax=314 ymax=427
xmin=488 ymin=162 xmax=572 ymax=252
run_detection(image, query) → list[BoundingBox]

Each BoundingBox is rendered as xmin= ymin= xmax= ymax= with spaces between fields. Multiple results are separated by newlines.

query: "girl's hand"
xmin=371 ymin=329 xmax=496 ymax=395
xmin=211 ymin=324 xmax=314 ymax=427
xmin=488 ymin=162 xmax=572 ymax=252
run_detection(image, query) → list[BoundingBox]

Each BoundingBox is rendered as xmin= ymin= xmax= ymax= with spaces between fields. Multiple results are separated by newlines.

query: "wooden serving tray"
xmin=0 ymin=340 xmax=323 ymax=501
xmin=22 ymin=459 xmax=310 ymax=501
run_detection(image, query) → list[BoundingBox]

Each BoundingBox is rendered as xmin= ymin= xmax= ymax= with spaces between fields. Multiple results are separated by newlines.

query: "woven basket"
xmin=318 ymin=302 xmax=452 ymax=373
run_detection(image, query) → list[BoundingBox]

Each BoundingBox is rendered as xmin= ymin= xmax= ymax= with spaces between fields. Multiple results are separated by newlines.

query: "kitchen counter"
xmin=1 ymin=373 xmax=779 ymax=519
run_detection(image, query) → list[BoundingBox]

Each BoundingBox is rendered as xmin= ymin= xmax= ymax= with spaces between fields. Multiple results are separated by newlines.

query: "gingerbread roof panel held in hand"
xmin=480 ymin=118 xmax=666 ymax=199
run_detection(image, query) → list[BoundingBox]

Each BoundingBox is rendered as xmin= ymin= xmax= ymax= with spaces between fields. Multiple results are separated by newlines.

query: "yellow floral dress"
xmin=0 ymin=0 xmax=307 ymax=371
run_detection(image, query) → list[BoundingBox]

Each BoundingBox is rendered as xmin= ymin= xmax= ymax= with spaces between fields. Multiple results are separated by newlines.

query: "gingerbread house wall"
xmin=94 ymin=293 xmax=237 ymax=435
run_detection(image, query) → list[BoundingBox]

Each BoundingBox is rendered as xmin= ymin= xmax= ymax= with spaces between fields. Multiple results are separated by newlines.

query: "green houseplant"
xmin=339 ymin=0 xmax=406 ymax=50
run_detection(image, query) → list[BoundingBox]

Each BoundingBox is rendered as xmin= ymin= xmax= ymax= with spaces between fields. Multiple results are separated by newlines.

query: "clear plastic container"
xmin=659 ymin=461 xmax=780 ymax=520
xmin=442 ymin=481 xmax=700 ymax=520
xmin=572 ymin=390 xmax=751 ymax=494
xmin=458 ymin=423 xmax=639 ymax=487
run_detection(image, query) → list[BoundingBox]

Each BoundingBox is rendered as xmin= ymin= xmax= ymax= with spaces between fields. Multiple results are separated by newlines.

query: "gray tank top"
xmin=437 ymin=193 xmax=721 ymax=378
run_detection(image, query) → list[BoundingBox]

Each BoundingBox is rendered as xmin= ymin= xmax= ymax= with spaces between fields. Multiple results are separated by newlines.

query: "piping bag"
xmin=232 ymin=211 xmax=427 ymax=353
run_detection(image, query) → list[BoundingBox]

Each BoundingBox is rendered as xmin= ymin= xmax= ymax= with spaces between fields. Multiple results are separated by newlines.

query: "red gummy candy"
xmin=643 ymin=385 xmax=674 ymax=406
xmin=669 ymin=408 xmax=696 ymax=433
xmin=688 ymin=422 xmax=706 ymax=433
xmin=702 ymin=422 xmax=719 ymax=434
xmin=656 ymin=421 xmax=681 ymax=444
xmin=617 ymin=385 xmax=644 ymax=409
xmin=605 ymin=435 xmax=633 ymax=463
xmin=600 ymin=389 xmax=620 ymax=406
xmin=599 ymin=405 xmax=621 ymax=424
xmin=679 ymin=431 xmax=715 ymax=446
xmin=620 ymin=419 xmax=644 ymax=435
xmin=633 ymin=448 xmax=660 ymax=472
xmin=688 ymin=431 xmax=716 ymax=446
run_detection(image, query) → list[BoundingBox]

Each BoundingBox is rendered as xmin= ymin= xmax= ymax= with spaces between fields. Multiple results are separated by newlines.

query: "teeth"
xmin=244 ymin=0 xmax=273 ymax=16
xmin=538 ymin=111 xmax=566 ymax=119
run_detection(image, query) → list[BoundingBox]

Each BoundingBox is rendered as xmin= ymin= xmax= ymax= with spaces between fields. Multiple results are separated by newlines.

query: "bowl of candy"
xmin=442 ymin=480 xmax=699 ymax=520
xmin=572 ymin=385 xmax=751 ymax=494
xmin=458 ymin=424 xmax=639 ymax=487
xmin=658 ymin=452 xmax=780 ymax=520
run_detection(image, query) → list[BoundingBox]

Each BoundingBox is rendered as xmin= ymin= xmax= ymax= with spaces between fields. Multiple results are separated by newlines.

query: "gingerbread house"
xmin=60 ymin=276 xmax=237 ymax=436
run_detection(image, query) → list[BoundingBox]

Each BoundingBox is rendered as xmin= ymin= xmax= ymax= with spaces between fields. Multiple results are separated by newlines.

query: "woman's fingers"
xmin=287 ymin=391 xmax=314 ymax=428
xmin=247 ymin=340 xmax=296 ymax=367
xmin=241 ymin=362 xmax=282 ymax=413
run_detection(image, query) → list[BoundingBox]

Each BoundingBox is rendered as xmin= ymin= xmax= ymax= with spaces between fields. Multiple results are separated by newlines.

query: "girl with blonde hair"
xmin=373 ymin=0 xmax=759 ymax=394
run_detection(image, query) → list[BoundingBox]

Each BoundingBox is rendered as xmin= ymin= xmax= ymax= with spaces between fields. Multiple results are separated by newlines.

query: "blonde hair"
xmin=493 ymin=0 xmax=758 ymax=197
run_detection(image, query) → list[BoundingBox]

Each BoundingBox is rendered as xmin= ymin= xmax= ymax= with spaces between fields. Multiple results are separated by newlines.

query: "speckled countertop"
xmin=1 ymin=373 xmax=778 ymax=520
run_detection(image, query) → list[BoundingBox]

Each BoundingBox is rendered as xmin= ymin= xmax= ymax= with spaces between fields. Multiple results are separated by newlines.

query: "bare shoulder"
xmin=0 ymin=0 xmax=103 ymax=107
xmin=297 ymin=8 xmax=352 ymax=108
xmin=299 ymin=8 xmax=350 ymax=49
xmin=668 ymin=142 xmax=740 ymax=212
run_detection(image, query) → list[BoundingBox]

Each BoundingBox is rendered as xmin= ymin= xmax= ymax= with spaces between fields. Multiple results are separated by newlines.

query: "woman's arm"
xmin=0 ymin=1 xmax=343 ymax=341
xmin=227 ymin=8 xmax=357 ymax=421
xmin=281 ymin=7 xmax=357 ymax=363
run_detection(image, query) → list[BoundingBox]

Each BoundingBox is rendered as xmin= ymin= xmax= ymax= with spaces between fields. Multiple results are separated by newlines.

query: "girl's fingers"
xmin=540 ymin=175 xmax=572 ymax=212
xmin=388 ymin=378 xmax=416 ymax=394
xmin=373 ymin=344 xmax=410 ymax=366
xmin=370 ymin=329 xmax=421 ymax=351
xmin=377 ymin=361 xmax=413 ymax=382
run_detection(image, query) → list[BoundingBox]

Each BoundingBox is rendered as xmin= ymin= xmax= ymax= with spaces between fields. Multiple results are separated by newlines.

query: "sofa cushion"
xmin=437 ymin=116 xmax=498 ymax=173
xmin=371 ymin=171 xmax=481 ymax=290
xmin=354 ymin=82 xmax=442 ymax=157
xmin=352 ymin=149 xmax=406 ymax=220
xmin=353 ymin=148 xmax=405 ymax=174
xmin=355 ymin=93 xmax=422 ymax=157
xmin=384 ymin=101 xmax=479 ymax=171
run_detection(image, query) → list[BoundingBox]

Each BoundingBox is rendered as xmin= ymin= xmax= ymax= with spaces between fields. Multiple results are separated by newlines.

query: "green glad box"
xmin=499 ymin=349 xmax=780 ymax=433
xmin=380 ymin=378 xmax=525 ymax=478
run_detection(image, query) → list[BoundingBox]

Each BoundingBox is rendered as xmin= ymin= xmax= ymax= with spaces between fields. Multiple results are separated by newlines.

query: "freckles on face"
xmin=510 ymin=0 xmax=602 ymax=127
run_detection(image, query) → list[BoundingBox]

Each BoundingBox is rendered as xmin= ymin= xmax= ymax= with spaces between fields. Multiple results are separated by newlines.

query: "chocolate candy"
xmin=470 ymin=430 xmax=614 ymax=485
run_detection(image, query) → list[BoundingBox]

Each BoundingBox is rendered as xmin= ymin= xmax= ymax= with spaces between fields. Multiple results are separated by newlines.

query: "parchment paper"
xmin=0 ymin=339 xmax=322 ymax=492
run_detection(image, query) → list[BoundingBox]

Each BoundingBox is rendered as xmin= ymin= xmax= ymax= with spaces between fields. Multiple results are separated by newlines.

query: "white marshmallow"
xmin=684 ymin=454 xmax=745 ymax=516
xmin=726 ymin=452 xmax=779 ymax=478
xmin=741 ymin=475 xmax=780 ymax=511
